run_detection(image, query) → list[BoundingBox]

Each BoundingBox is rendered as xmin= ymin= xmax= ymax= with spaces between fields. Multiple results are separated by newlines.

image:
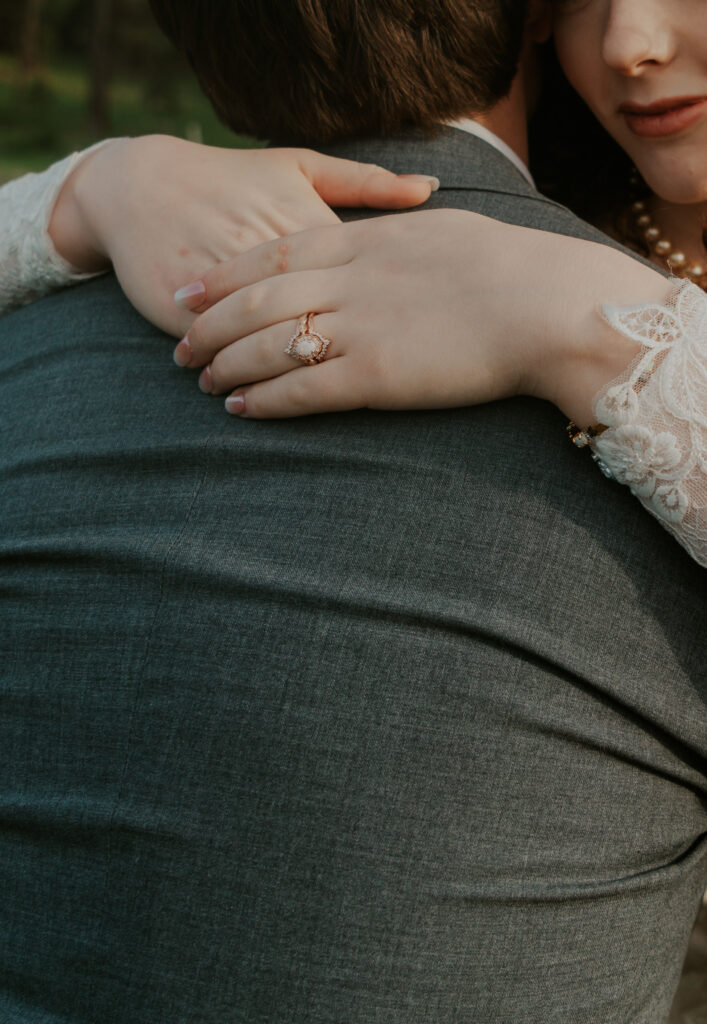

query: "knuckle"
xmin=242 ymin=283 xmax=267 ymax=316
xmin=286 ymin=376 xmax=311 ymax=413
xmin=274 ymin=240 xmax=290 ymax=274
xmin=264 ymin=327 xmax=285 ymax=362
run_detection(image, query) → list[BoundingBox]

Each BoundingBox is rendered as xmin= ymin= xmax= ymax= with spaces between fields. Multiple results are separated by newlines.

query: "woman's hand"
xmin=48 ymin=135 xmax=438 ymax=337
xmin=171 ymin=208 xmax=671 ymax=425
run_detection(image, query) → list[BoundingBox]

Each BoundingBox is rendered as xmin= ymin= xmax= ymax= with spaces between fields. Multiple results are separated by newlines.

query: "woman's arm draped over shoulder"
xmin=588 ymin=280 xmax=707 ymax=567
xmin=167 ymin=210 xmax=706 ymax=568
xmin=0 ymin=141 xmax=115 ymax=314
xmin=0 ymin=135 xmax=434 ymax=332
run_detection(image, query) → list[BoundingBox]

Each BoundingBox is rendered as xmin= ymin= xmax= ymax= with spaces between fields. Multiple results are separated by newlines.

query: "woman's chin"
xmin=638 ymin=164 xmax=707 ymax=207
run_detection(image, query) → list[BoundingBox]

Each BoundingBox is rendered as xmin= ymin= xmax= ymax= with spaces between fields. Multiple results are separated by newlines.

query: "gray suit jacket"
xmin=0 ymin=127 xmax=704 ymax=1024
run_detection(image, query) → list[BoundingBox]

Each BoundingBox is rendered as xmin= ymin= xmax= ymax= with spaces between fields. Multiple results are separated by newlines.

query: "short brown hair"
xmin=149 ymin=0 xmax=527 ymax=143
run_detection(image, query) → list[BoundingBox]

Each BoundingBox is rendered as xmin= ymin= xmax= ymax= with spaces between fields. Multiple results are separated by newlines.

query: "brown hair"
xmin=148 ymin=0 xmax=527 ymax=143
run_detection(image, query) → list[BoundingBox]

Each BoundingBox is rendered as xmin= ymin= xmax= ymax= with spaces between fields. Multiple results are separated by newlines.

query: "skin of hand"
xmin=48 ymin=134 xmax=438 ymax=337
xmin=170 ymin=207 xmax=673 ymax=425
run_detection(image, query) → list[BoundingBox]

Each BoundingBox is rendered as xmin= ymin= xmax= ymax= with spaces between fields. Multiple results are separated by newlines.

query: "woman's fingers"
xmin=173 ymin=268 xmax=344 ymax=372
xmin=225 ymin=358 xmax=361 ymax=420
xmin=173 ymin=269 xmax=344 ymax=368
xmin=174 ymin=222 xmax=359 ymax=313
xmin=204 ymin=314 xmax=338 ymax=394
xmin=294 ymin=148 xmax=439 ymax=210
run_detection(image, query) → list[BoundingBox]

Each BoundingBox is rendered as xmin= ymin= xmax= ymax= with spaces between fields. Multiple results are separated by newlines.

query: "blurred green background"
xmin=0 ymin=0 xmax=258 ymax=184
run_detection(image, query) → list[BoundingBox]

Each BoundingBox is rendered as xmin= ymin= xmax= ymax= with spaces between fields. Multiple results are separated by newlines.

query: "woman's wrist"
xmin=525 ymin=244 xmax=673 ymax=426
xmin=48 ymin=140 xmax=124 ymax=273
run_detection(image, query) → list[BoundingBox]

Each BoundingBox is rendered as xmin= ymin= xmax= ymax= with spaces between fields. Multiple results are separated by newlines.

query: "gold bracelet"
xmin=566 ymin=420 xmax=608 ymax=448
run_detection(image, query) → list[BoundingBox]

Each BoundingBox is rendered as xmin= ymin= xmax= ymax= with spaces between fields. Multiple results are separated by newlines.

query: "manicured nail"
xmin=398 ymin=174 xmax=440 ymax=191
xmin=198 ymin=365 xmax=213 ymax=394
xmin=225 ymin=394 xmax=246 ymax=415
xmin=173 ymin=337 xmax=193 ymax=367
xmin=174 ymin=281 xmax=206 ymax=308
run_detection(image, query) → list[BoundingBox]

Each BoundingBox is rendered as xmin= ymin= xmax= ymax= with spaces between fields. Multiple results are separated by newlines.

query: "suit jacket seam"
xmin=437 ymin=184 xmax=568 ymax=212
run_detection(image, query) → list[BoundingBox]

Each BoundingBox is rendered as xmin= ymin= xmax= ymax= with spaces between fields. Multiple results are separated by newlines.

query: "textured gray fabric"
xmin=0 ymin=127 xmax=705 ymax=1024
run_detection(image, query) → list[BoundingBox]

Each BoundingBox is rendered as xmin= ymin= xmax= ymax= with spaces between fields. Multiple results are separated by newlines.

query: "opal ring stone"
xmin=285 ymin=313 xmax=332 ymax=365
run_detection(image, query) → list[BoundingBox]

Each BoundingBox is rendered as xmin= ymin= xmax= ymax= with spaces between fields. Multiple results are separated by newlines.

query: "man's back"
xmin=1 ymin=128 xmax=705 ymax=1024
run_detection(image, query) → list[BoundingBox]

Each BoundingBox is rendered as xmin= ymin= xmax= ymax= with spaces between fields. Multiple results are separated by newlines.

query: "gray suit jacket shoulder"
xmin=323 ymin=125 xmax=628 ymax=240
xmin=0 ymin=126 xmax=704 ymax=1024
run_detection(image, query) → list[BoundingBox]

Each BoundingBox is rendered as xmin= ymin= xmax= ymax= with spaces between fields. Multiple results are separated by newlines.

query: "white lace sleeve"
xmin=0 ymin=140 xmax=119 ymax=315
xmin=588 ymin=279 xmax=706 ymax=568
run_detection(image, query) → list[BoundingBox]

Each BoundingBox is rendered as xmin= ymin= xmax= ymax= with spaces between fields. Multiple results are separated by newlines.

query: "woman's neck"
xmin=647 ymin=195 xmax=707 ymax=269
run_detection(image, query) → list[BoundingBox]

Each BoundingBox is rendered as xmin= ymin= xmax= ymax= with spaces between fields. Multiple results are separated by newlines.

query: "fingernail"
xmin=198 ymin=365 xmax=213 ymax=394
xmin=398 ymin=174 xmax=440 ymax=191
xmin=173 ymin=337 xmax=193 ymax=367
xmin=174 ymin=281 xmax=206 ymax=308
xmin=225 ymin=394 xmax=246 ymax=415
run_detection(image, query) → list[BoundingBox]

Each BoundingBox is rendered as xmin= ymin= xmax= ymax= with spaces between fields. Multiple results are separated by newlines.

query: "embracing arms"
xmin=1 ymin=142 xmax=703 ymax=566
xmin=171 ymin=211 xmax=706 ymax=568
xmin=0 ymin=134 xmax=436 ymax=329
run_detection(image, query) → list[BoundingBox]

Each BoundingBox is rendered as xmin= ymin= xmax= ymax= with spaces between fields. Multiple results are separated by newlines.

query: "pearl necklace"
xmin=629 ymin=200 xmax=707 ymax=289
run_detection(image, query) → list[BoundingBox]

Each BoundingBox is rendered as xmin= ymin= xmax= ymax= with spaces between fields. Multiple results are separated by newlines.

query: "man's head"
xmin=148 ymin=0 xmax=528 ymax=144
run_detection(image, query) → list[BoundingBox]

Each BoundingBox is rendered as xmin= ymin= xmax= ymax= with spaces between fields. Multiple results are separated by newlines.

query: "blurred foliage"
xmin=0 ymin=0 xmax=260 ymax=182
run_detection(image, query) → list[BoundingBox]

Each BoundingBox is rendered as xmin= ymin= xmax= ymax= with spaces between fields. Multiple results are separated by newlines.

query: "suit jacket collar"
xmin=316 ymin=124 xmax=539 ymax=199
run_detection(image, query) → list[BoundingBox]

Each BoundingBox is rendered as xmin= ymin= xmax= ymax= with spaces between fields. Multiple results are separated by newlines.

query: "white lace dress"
xmin=587 ymin=281 xmax=707 ymax=568
xmin=0 ymin=147 xmax=706 ymax=570
xmin=0 ymin=141 xmax=113 ymax=311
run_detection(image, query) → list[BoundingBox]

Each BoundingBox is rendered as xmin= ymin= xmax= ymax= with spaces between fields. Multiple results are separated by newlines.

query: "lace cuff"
xmin=0 ymin=139 xmax=120 ymax=315
xmin=589 ymin=279 xmax=706 ymax=568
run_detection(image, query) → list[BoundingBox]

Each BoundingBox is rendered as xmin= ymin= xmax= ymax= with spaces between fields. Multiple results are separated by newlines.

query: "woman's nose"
xmin=602 ymin=0 xmax=675 ymax=76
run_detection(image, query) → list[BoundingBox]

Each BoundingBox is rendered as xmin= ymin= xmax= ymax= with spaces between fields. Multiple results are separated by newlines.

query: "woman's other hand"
xmin=48 ymin=135 xmax=437 ymax=336
xmin=171 ymin=208 xmax=671 ymax=426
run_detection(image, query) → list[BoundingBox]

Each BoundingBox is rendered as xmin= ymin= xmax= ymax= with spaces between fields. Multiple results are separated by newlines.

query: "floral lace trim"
xmin=0 ymin=140 xmax=116 ymax=315
xmin=589 ymin=279 xmax=706 ymax=568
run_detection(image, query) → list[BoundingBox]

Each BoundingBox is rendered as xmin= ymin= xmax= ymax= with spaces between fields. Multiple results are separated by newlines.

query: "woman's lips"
xmin=620 ymin=97 xmax=707 ymax=138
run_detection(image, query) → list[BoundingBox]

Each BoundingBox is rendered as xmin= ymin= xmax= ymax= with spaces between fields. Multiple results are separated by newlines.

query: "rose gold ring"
xmin=285 ymin=313 xmax=332 ymax=365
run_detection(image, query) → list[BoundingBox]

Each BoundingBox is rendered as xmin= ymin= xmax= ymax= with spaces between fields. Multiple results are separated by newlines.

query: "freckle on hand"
xmin=277 ymin=242 xmax=290 ymax=273
xmin=178 ymin=247 xmax=189 ymax=258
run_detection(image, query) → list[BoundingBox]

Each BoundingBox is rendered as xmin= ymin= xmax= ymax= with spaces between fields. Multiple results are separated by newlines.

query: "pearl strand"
xmin=630 ymin=200 xmax=707 ymax=289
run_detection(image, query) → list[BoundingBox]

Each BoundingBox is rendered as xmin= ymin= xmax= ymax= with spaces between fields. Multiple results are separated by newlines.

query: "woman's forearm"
xmin=513 ymin=239 xmax=705 ymax=565
xmin=165 ymin=209 xmax=706 ymax=565
xmin=510 ymin=240 xmax=672 ymax=427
